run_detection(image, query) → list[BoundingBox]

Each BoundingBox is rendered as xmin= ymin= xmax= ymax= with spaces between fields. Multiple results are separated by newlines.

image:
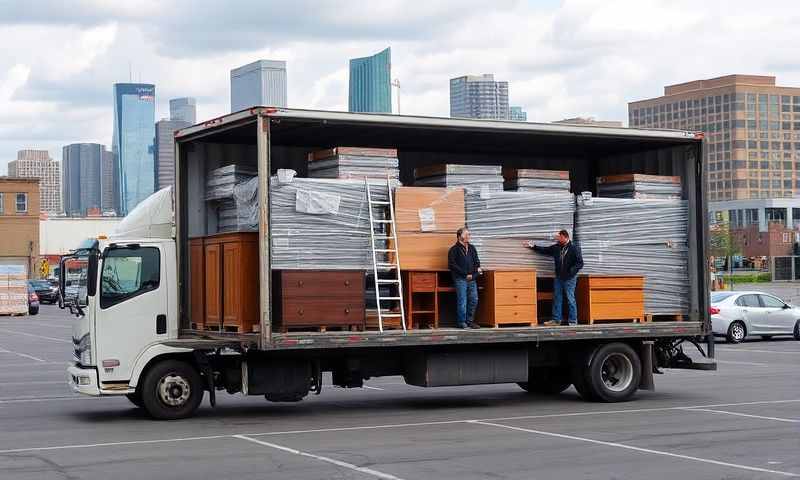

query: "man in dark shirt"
xmin=448 ymin=227 xmax=482 ymax=329
xmin=526 ymin=230 xmax=584 ymax=326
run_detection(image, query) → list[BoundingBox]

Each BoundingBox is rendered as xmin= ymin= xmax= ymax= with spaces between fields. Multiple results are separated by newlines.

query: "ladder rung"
xmin=376 ymin=263 xmax=398 ymax=268
xmin=374 ymin=249 xmax=396 ymax=252
xmin=378 ymin=296 xmax=402 ymax=301
xmin=376 ymin=279 xmax=399 ymax=284
xmin=379 ymin=313 xmax=404 ymax=317
xmin=373 ymin=236 xmax=392 ymax=240
xmin=370 ymin=201 xmax=390 ymax=205
xmin=372 ymin=219 xmax=393 ymax=223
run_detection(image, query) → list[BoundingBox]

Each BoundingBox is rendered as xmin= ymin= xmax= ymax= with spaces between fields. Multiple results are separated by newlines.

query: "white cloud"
xmin=2 ymin=0 xmax=800 ymax=174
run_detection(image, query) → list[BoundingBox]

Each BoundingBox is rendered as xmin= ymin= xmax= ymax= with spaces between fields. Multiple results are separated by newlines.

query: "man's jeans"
xmin=454 ymin=277 xmax=478 ymax=327
xmin=553 ymin=276 xmax=578 ymax=325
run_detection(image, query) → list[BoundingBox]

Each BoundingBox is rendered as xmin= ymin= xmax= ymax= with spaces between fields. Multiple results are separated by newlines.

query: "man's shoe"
xmin=543 ymin=320 xmax=560 ymax=326
xmin=456 ymin=324 xmax=468 ymax=329
xmin=468 ymin=322 xmax=481 ymax=329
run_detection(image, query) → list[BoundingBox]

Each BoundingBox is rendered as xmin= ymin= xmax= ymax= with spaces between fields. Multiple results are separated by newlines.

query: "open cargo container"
xmin=64 ymin=107 xmax=713 ymax=420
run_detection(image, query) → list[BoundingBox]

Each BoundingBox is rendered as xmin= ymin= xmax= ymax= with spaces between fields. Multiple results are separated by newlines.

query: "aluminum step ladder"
xmin=365 ymin=177 xmax=406 ymax=332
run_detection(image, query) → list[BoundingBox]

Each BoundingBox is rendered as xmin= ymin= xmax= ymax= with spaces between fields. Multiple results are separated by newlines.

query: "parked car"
xmin=28 ymin=279 xmax=59 ymax=304
xmin=710 ymin=291 xmax=800 ymax=343
xmin=27 ymin=285 xmax=39 ymax=315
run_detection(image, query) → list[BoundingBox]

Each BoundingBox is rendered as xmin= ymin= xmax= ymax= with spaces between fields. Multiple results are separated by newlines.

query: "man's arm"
xmin=574 ymin=243 xmax=584 ymax=271
xmin=472 ymin=245 xmax=481 ymax=270
xmin=448 ymin=247 xmax=467 ymax=277
xmin=532 ymin=243 xmax=558 ymax=257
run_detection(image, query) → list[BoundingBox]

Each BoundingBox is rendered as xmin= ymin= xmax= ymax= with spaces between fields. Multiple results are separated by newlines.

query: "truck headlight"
xmin=74 ymin=334 xmax=93 ymax=366
xmin=80 ymin=347 xmax=92 ymax=366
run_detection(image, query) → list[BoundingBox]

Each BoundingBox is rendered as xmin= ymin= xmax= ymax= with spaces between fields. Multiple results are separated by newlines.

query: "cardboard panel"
xmin=394 ymin=187 xmax=465 ymax=233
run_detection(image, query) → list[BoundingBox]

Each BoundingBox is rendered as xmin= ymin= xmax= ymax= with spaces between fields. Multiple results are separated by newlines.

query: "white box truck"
xmin=63 ymin=108 xmax=714 ymax=419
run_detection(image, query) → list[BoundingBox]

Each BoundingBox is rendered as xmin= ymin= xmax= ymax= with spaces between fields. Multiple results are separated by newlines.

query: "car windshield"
xmin=30 ymin=280 xmax=51 ymax=289
xmin=710 ymin=292 xmax=736 ymax=303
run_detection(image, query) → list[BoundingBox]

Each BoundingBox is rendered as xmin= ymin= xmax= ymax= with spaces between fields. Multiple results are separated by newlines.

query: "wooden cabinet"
xmin=189 ymin=238 xmax=205 ymax=329
xmin=577 ymin=275 xmax=644 ymax=324
xmin=402 ymin=271 xmax=440 ymax=329
xmin=276 ymin=270 xmax=365 ymax=331
xmin=478 ymin=271 xmax=537 ymax=327
xmin=201 ymin=232 xmax=259 ymax=332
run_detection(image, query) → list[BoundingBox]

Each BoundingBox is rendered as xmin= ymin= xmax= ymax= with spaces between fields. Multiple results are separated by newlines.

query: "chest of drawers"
xmin=577 ymin=275 xmax=645 ymax=324
xmin=276 ymin=270 xmax=365 ymax=331
xmin=478 ymin=271 xmax=537 ymax=327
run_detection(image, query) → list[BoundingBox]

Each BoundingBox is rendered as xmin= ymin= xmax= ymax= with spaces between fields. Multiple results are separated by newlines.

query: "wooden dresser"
xmin=577 ymin=275 xmax=645 ymax=324
xmin=276 ymin=270 xmax=365 ymax=332
xmin=478 ymin=271 xmax=537 ymax=327
xmin=193 ymin=232 xmax=260 ymax=332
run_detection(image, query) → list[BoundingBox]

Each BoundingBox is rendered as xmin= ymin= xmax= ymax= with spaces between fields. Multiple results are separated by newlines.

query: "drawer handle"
xmin=297 ymin=308 xmax=304 ymax=316
xmin=297 ymin=280 xmax=304 ymax=287
xmin=344 ymin=307 xmax=351 ymax=314
xmin=344 ymin=280 xmax=351 ymax=286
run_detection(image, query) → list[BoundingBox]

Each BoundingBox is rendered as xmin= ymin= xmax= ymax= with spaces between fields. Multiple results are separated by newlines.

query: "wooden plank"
xmin=394 ymin=187 xmax=465 ymax=233
xmin=309 ymin=147 xmax=397 ymax=161
xmin=586 ymin=275 xmax=645 ymax=289
xmin=596 ymin=174 xmax=681 ymax=185
xmin=590 ymin=289 xmax=645 ymax=303
xmin=394 ymin=233 xmax=452 ymax=270
xmin=502 ymin=167 xmax=570 ymax=181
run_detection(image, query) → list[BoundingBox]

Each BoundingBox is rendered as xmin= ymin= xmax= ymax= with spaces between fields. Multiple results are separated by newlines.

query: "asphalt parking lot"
xmin=0 ymin=305 xmax=797 ymax=479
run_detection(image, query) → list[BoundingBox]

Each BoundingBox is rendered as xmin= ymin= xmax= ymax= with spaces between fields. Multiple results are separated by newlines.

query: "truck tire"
xmin=573 ymin=343 xmax=641 ymax=403
xmin=518 ymin=367 xmax=572 ymax=394
xmin=126 ymin=392 xmax=143 ymax=408
xmin=140 ymin=360 xmax=203 ymax=420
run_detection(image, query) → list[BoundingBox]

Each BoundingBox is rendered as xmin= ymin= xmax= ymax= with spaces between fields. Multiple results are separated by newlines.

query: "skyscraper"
xmin=62 ymin=143 xmax=115 ymax=216
xmin=154 ymin=118 xmax=190 ymax=190
xmin=230 ymin=60 xmax=287 ymax=111
xmin=450 ymin=74 xmax=509 ymax=120
xmin=348 ymin=48 xmax=391 ymax=113
xmin=7 ymin=149 xmax=61 ymax=214
xmin=112 ymin=83 xmax=155 ymax=215
xmin=169 ymin=97 xmax=197 ymax=124
xmin=509 ymin=106 xmax=528 ymax=122
xmin=629 ymin=74 xmax=800 ymax=201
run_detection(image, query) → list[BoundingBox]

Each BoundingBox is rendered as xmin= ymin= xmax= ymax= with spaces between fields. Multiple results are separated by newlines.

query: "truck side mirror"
xmin=87 ymin=253 xmax=98 ymax=297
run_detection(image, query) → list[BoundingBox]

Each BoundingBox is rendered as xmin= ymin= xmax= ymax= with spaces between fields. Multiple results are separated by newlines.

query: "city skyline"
xmin=112 ymin=82 xmax=156 ymax=215
xmin=1 ymin=2 xmax=798 ymax=175
xmin=349 ymin=47 xmax=392 ymax=113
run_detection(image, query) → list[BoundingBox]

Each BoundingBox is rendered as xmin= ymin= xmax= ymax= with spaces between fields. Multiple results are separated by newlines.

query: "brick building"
xmin=0 ymin=177 xmax=40 ymax=277
xmin=629 ymin=75 xmax=800 ymax=201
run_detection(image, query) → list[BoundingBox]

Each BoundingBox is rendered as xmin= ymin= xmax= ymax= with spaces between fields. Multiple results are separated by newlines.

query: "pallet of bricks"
xmin=0 ymin=264 xmax=28 ymax=316
xmin=271 ymin=148 xmax=400 ymax=332
xmin=575 ymin=173 xmax=689 ymax=323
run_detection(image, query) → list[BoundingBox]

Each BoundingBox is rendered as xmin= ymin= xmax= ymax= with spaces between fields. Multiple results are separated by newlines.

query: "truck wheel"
xmin=574 ymin=343 xmax=641 ymax=402
xmin=518 ymin=367 xmax=571 ymax=394
xmin=141 ymin=360 xmax=203 ymax=420
xmin=126 ymin=392 xmax=143 ymax=408
xmin=726 ymin=321 xmax=746 ymax=344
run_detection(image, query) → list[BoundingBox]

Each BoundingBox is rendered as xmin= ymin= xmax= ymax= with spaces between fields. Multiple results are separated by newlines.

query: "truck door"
xmin=95 ymin=244 xmax=168 ymax=383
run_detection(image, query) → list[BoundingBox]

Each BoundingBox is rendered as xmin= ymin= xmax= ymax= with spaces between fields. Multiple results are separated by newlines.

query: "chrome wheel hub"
xmin=600 ymin=353 xmax=634 ymax=392
xmin=158 ymin=374 xmax=191 ymax=407
xmin=732 ymin=324 xmax=745 ymax=341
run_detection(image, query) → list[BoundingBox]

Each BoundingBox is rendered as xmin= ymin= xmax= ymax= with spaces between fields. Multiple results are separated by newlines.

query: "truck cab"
xmin=64 ymin=188 xmax=186 ymax=402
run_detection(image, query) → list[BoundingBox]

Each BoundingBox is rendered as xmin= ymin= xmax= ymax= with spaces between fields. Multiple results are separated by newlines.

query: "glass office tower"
xmin=348 ymin=48 xmax=391 ymax=113
xmin=112 ymin=83 xmax=155 ymax=215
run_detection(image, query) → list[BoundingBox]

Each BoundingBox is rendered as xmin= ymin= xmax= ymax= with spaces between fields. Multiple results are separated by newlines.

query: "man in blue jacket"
xmin=448 ymin=227 xmax=482 ymax=329
xmin=526 ymin=230 xmax=584 ymax=326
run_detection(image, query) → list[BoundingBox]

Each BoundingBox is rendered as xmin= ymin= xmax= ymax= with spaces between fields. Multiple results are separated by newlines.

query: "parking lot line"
xmin=0 ymin=398 xmax=798 ymax=455
xmin=0 ymin=328 xmax=71 ymax=343
xmin=715 ymin=359 xmax=770 ymax=366
xmin=234 ymin=434 xmax=405 ymax=480
xmin=716 ymin=347 xmax=800 ymax=355
xmin=0 ymin=346 xmax=46 ymax=363
xmin=469 ymin=420 xmax=799 ymax=478
xmin=684 ymin=407 xmax=799 ymax=424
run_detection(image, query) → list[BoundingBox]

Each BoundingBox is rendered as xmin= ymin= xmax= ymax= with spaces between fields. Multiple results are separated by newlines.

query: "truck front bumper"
xmin=67 ymin=363 xmax=101 ymax=396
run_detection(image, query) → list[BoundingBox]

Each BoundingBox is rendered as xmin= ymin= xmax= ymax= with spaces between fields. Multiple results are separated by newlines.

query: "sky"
xmin=1 ymin=0 xmax=799 ymax=172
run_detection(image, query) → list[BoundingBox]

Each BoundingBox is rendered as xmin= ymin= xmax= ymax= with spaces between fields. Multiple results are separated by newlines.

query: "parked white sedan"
xmin=710 ymin=291 xmax=800 ymax=343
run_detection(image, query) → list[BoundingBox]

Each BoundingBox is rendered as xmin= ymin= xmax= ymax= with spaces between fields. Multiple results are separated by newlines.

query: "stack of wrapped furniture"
xmin=465 ymin=190 xmax=575 ymax=276
xmin=413 ymin=164 xmax=504 ymax=192
xmin=307 ymin=147 xmax=399 ymax=180
xmin=575 ymin=194 xmax=689 ymax=318
xmin=205 ymin=164 xmax=259 ymax=233
xmin=270 ymin=170 xmax=395 ymax=270
xmin=270 ymin=170 xmax=396 ymax=331
xmin=503 ymin=168 xmax=571 ymax=193
xmin=596 ymin=174 xmax=682 ymax=199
